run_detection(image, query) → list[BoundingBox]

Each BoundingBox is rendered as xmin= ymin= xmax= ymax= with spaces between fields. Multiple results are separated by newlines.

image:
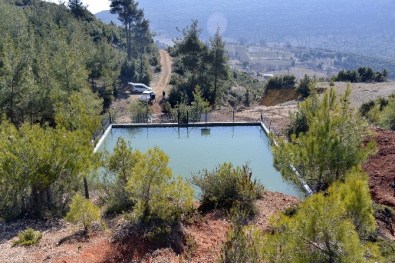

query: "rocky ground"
xmin=0 ymin=193 xmax=297 ymax=263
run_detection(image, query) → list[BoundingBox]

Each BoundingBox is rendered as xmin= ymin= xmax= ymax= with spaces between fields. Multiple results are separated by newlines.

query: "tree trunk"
xmin=84 ymin=177 xmax=90 ymax=199
xmin=126 ymin=24 xmax=131 ymax=60
xmin=30 ymin=184 xmax=43 ymax=218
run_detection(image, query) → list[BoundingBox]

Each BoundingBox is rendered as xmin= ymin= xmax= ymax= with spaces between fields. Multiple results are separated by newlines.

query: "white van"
xmin=128 ymin=82 xmax=152 ymax=93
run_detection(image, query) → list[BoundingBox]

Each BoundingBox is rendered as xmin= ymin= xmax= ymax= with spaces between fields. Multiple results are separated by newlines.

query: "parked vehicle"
xmin=128 ymin=82 xmax=152 ymax=93
xmin=138 ymin=90 xmax=156 ymax=103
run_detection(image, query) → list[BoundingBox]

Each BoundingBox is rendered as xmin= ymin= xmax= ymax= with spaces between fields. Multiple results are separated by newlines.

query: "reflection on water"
xmin=97 ymin=126 xmax=303 ymax=198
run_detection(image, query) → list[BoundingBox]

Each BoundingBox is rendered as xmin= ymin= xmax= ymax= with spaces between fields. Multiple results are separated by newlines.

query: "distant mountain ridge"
xmin=97 ymin=0 xmax=395 ymax=59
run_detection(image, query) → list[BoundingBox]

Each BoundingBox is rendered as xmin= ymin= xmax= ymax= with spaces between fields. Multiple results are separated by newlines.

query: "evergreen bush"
xmin=192 ymin=163 xmax=264 ymax=214
xmin=12 ymin=228 xmax=42 ymax=247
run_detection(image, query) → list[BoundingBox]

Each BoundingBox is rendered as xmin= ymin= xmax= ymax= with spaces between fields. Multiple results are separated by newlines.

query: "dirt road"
xmin=151 ymin=50 xmax=172 ymax=114
xmin=112 ymin=50 xmax=172 ymax=123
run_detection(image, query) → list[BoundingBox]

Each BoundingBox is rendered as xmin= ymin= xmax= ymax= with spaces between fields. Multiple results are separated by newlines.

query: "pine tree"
xmin=103 ymin=138 xmax=142 ymax=212
xmin=135 ymin=19 xmax=152 ymax=77
xmin=0 ymin=120 xmax=98 ymax=219
xmin=0 ymin=36 xmax=35 ymax=125
xmin=260 ymin=171 xmax=380 ymax=263
xmin=110 ymin=0 xmax=143 ymax=60
xmin=272 ymin=87 xmax=375 ymax=191
xmin=68 ymin=0 xmax=90 ymax=20
xmin=65 ymin=193 xmax=100 ymax=233
xmin=175 ymin=20 xmax=206 ymax=87
xmin=208 ymin=28 xmax=229 ymax=107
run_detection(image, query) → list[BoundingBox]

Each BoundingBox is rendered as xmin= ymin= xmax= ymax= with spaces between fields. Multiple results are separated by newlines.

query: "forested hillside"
xmin=0 ymin=0 xmax=157 ymax=220
xmin=0 ymin=0 xmax=157 ymax=126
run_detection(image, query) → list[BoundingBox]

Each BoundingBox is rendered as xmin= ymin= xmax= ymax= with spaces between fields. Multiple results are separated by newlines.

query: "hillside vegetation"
xmin=0 ymin=0 xmax=157 ymax=220
xmin=0 ymin=0 xmax=157 ymax=126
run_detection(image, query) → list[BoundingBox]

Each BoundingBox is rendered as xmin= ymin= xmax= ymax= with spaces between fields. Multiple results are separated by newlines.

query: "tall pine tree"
xmin=110 ymin=0 xmax=143 ymax=60
xmin=208 ymin=28 xmax=229 ymax=107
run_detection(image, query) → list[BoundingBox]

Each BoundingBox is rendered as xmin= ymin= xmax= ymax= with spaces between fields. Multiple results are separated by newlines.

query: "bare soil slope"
xmin=364 ymin=128 xmax=395 ymax=208
xmin=0 ymin=193 xmax=297 ymax=263
xmin=260 ymin=88 xmax=298 ymax=106
xmin=318 ymin=81 xmax=395 ymax=108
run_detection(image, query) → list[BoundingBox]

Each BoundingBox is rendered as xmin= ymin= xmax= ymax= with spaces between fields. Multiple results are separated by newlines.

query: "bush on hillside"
xmin=219 ymin=206 xmax=261 ymax=263
xmin=359 ymin=95 xmax=395 ymax=131
xmin=379 ymin=96 xmax=395 ymax=131
xmin=65 ymin=194 xmax=100 ymax=233
xmin=126 ymin=147 xmax=194 ymax=225
xmin=334 ymin=67 xmax=388 ymax=83
xmin=12 ymin=228 xmax=42 ymax=247
xmin=265 ymin=75 xmax=296 ymax=90
xmin=101 ymin=138 xmax=142 ymax=214
xmin=192 ymin=163 xmax=264 ymax=215
xmin=296 ymin=74 xmax=316 ymax=98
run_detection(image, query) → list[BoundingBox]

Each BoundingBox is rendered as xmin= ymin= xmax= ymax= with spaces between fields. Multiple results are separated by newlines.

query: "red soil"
xmin=364 ymin=128 xmax=395 ymax=208
xmin=53 ymin=192 xmax=297 ymax=263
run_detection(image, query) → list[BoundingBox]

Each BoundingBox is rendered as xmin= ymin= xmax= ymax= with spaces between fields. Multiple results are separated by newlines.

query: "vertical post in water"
xmin=177 ymin=109 xmax=180 ymax=124
xmin=233 ymin=109 xmax=235 ymax=123
xmin=146 ymin=102 xmax=149 ymax=124
xmin=187 ymin=110 xmax=189 ymax=125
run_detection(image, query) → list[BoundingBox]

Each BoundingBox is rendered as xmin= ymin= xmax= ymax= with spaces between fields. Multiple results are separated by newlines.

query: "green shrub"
xmin=102 ymin=138 xmax=142 ymax=214
xmin=283 ymin=205 xmax=299 ymax=217
xmin=149 ymin=55 xmax=159 ymax=66
xmin=296 ymin=74 xmax=315 ymax=98
xmin=265 ymin=75 xmax=296 ymax=90
xmin=360 ymin=100 xmax=376 ymax=117
xmin=12 ymin=228 xmax=42 ymax=247
xmin=130 ymin=101 xmax=151 ymax=123
xmin=192 ymin=163 xmax=263 ymax=214
xmin=219 ymin=206 xmax=261 ymax=262
xmin=379 ymin=96 xmax=395 ymax=131
xmin=126 ymin=147 xmax=194 ymax=224
xmin=377 ymin=238 xmax=395 ymax=263
xmin=359 ymin=96 xmax=395 ymax=130
xmin=260 ymin=175 xmax=381 ymax=262
xmin=65 ymin=194 xmax=100 ymax=233
xmin=286 ymin=90 xmax=319 ymax=139
xmin=120 ymin=59 xmax=137 ymax=81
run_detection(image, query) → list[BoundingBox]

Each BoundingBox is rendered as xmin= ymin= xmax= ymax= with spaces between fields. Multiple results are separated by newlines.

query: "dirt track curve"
xmin=151 ymin=50 xmax=172 ymax=114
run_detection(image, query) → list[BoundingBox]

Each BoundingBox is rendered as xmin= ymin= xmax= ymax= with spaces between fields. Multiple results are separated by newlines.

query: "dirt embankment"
xmin=260 ymin=88 xmax=298 ymax=107
xmin=364 ymin=128 xmax=395 ymax=208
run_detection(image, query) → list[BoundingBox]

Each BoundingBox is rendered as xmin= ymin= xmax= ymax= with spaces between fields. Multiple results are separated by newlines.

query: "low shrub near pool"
xmin=192 ymin=163 xmax=264 ymax=215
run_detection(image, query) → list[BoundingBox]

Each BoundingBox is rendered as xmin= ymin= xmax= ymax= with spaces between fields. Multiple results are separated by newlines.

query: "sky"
xmin=45 ymin=0 xmax=109 ymax=14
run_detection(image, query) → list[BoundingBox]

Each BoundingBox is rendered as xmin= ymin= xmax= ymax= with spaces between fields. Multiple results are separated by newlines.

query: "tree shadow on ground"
xmin=0 ymin=219 xmax=64 ymax=243
xmin=101 ymin=222 xmax=185 ymax=263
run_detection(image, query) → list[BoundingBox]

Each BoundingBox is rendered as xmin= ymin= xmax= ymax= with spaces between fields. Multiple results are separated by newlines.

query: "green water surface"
xmin=97 ymin=125 xmax=303 ymax=198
